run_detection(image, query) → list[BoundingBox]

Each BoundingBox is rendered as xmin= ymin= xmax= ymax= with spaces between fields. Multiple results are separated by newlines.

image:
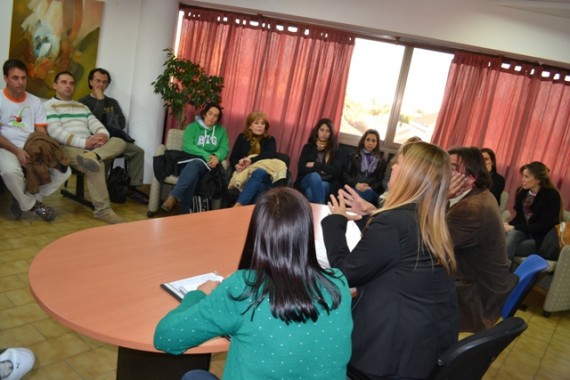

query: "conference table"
xmin=29 ymin=204 xmax=335 ymax=380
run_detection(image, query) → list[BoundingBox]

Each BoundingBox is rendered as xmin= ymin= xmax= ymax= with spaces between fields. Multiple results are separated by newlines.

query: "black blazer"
xmin=509 ymin=186 xmax=561 ymax=248
xmin=322 ymin=205 xmax=458 ymax=379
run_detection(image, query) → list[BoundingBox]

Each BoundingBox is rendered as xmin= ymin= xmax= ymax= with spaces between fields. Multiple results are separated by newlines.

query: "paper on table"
xmin=316 ymin=220 xmax=361 ymax=268
xmin=161 ymin=272 xmax=224 ymax=301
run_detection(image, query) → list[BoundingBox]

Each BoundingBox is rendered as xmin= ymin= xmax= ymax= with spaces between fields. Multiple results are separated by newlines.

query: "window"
xmin=339 ymin=38 xmax=453 ymax=152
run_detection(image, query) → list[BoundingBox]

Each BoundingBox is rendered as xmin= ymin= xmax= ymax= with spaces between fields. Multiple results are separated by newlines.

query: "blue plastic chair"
xmin=502 ymin=254 xmax=548 ymax=319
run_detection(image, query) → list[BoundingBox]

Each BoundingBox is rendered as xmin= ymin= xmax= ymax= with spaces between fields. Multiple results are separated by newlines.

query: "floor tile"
xmin=1 ymin=190 xmax=570 ymax=379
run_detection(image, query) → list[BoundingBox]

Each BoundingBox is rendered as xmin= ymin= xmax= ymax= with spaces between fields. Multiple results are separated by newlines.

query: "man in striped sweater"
xmin=45 ymin=71 xmax=126 ymax=224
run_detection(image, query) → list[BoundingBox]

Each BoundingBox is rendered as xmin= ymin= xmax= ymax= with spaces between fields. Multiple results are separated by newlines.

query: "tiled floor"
xmin=0 ymin=178 xmax=568 ymax=379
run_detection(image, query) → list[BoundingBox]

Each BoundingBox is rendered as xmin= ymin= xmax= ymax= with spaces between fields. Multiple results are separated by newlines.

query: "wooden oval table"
xmin=29 ymin=204 xmax=331 ymax=379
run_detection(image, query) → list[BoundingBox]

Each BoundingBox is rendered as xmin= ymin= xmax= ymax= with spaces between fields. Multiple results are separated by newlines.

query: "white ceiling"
xmin=488 ymin=0 xmax=570 ymax=18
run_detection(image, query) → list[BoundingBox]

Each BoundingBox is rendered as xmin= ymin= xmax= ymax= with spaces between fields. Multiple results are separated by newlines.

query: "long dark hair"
xmin=448 ymin=146 xmax=492 ymax=190
xmin=481 ymin=147 xmax=498 ymax=172
xmin=519 ymin=161 xmax=564 ymax=218
xmin=356 ymin=129 xmax=382 ymax=159
xmin=236 ymin=187 xmax=342 ymax=323
xmin=308 ymin=118 xmax=337 ymax=164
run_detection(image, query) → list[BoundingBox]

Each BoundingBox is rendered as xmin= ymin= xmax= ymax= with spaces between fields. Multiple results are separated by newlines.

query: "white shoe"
xmin=0 ymin=348 xmax=35 ymax=380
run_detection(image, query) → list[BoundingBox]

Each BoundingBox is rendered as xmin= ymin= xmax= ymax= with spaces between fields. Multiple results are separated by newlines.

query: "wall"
xmin=0 ymin=0 xmax=178 ymax=183
xmin=1 ymin=0 xmax=569 ymax=184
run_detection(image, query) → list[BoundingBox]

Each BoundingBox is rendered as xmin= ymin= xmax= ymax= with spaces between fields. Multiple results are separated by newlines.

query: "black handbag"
xmin=107 ymin=163 xmax=130 ymax=203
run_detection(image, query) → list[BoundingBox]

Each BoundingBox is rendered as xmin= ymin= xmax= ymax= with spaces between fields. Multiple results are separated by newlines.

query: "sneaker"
xmin=31 ymin=202 xmax=56 ymax=222
xmin=9 ymin=199 xmax=22 ymax=220
xmin=76 ymin=151 xmax=101 ymax=172
xmin=95 ymin=211 xmax=125 ymax=224
xmin=0 ymin=347 xmax=35 ymax=380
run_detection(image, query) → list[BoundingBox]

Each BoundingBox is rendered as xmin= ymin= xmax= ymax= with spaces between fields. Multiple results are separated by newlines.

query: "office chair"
xmin=429 ymin=317 xmax=527 ymax=380
xmin=502 ymin=254 xmax=548 ymax=319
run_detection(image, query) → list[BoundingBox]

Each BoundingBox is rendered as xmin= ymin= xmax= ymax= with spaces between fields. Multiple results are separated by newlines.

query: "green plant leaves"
xmin=152 ymin=48 xmax=224 ymax=128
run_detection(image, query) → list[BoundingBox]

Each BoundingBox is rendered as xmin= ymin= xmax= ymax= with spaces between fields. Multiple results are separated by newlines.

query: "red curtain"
xmin=172 ymin=7 xmax=355 ymax=179
xmin=433 ymin=52 xmax=570 ymax=211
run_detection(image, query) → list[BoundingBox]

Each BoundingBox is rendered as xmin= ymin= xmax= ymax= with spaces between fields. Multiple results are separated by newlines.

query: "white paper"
xmin=316 ymin=220 xmax=361 ymax=268
xmin=162 ymin=272 xmax=224 ymax=300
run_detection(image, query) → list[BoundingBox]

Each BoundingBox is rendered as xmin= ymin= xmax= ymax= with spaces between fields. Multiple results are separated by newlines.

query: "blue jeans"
xmin=180 ymin=369 xmax=219 ymax=380
xmin=506 ymin=227 xmax=560 ymax=261
xmin=237 ymin=169 xmax=271 ymax=205
xmin=171 ymin=159 xmax=209 ymax=214
xmin=299 ymin=172 xmax=331 ymax=204
xmin=505 ymin=229 xmax=536 ymax=260
xmin=357 ymin=188 xmax=379 ymax=207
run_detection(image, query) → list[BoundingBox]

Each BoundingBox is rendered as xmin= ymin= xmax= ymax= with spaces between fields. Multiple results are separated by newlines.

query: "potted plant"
xmin=152 ymin=48 xmax=224 ymax=129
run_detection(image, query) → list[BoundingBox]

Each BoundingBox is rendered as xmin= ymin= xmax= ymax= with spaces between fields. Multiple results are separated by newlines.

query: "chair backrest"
xmin=273 ymin=152 xmax=292 ymax=187
xmin=165 ymin=129 xmax=185 ymax=150
xmin=499 ymin=191 xmax=509 ymax=214
xmin=502 ymin=254 xmax=548 ymax=319
xmin=429 ymin=317 xmax=527 ymax=380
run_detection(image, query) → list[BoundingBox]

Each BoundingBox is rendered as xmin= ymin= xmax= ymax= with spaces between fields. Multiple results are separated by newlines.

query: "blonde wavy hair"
xmin=376 ymin=141 xmax=456 ymax=274
xmin=243 ymin=111 xmax=270 ymax=155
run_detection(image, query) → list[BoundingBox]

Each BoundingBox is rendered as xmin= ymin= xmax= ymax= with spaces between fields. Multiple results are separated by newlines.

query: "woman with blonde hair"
xmin=322 ymin=141 xmax=458 ymax=380
xmin=227 ymin=111 xmax=276 ymax=206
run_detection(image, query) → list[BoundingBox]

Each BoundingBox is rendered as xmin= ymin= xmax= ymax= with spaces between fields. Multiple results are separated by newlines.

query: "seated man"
xmin=45 ymin=71 xmax=126 ymax=224
xmin=0 ymin=58 xmax=70 ymax=221
xmin=78 ymin=68 xmax=148 ymax=203
xmin=447 ymin=146 xmax=518 ymax=332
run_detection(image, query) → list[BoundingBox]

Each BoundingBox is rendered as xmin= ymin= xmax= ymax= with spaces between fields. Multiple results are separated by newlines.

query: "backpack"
xmin=107 ymin=164 xmax=130 ymax=203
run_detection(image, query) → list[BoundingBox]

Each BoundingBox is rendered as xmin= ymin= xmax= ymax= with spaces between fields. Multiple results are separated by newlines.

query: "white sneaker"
xmin=0 ymin=348 xmax=35 ymax=380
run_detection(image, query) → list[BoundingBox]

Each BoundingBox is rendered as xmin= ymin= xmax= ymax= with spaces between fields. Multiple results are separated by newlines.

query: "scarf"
xmin=360 ymin=148 xmax=378 ymax=174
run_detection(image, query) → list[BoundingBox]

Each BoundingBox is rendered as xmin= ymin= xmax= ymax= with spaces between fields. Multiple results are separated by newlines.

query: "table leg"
xmin=116 ymin=347 xmax=211 ymax=380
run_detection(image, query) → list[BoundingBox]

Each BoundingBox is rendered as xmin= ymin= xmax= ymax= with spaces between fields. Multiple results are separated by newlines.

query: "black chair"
xmin=61 ymin=168 xmax=94 ymax=209
xmin=272 ymin=152 xmax=292 ymax=187
xmin=61 ymin=155 xmax=128 ymax=210
xmin=429 ymin=317 xmax=527 ymax=380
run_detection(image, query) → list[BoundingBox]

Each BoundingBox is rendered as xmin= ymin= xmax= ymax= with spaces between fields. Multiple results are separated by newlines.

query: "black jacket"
xmin=509 ymin=186 xmax=561 ymax=248
xmin=322 ymin=205 xmax=458 ymax=379
xmin=343 ymin=152 xmax=387 ymax=193
xmin=229 ymin=133 xmax=276 ymax=167
xmin=489 ymin=170 xmax=505 ymax=205
xmin=295 ymin=143 xmax=343 ymax=190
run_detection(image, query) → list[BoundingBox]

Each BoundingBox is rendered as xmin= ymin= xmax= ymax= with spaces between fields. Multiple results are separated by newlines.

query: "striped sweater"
xmin=45 ymin=98 xmax=109 ymax=149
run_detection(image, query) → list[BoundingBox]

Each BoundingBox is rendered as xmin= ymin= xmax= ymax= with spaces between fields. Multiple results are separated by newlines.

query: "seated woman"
xmin=154 ymin=187 xmax=352 ymax=380
xmin=228 ymin=111 xmax=276 ymax=206
xmin=504 ymin=161 xmax=563 ymax=261
xmin=322 ymin=141 xmax=458 ymax=380
xmin=343 ymin=129 xmax=386 ymax=207
xmin=295 ymin=118 xmax=342 ymax=204
xmin=161 ymin=103 xmax=229 ymax=214
xmin=481 ymin=147 xmax=505 ymax=205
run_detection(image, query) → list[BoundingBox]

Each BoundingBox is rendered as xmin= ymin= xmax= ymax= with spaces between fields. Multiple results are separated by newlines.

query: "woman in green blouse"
xmin=154 ymin=187 xmax=353 ymax=380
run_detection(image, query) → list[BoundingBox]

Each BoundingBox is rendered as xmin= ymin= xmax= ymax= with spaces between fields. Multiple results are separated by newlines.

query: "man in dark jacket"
xmin=79 ymin=68 xmax=148 ymax=203
xmin=447 ymin=146 xmax=518 ymax=332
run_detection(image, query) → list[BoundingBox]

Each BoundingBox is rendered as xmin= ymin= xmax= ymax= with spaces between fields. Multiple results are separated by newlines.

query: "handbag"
xmin=556 ymin=222 xmax=570 ymax=247
xmin=107 ymin=163 xmax=130 ymax=203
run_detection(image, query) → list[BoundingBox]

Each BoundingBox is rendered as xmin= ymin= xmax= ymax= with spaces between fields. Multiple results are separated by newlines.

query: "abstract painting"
xmin=9 ymin=0 xmax=104 ymax=99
